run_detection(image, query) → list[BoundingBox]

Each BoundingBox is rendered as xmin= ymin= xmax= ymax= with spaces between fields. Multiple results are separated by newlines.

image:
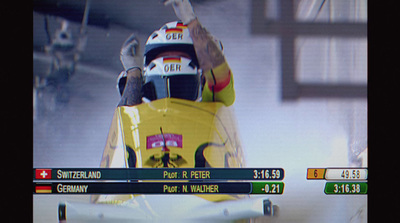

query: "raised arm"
xmin=164 ymin=0 xmax=235 ymax=106
xmin=118 ymin=34 xmax=143 ymax=107
xmin=118 ymin=68 xmax=142 ymax=107
xmin=164 ymin=0 xmax=225 ymax=71
xmin=187 ymin=19 xmax=225 ymax=71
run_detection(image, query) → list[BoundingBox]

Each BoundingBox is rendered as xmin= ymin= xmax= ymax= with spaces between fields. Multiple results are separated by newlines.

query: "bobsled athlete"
xmin=117 ymin=0 xmax=235 ymax=107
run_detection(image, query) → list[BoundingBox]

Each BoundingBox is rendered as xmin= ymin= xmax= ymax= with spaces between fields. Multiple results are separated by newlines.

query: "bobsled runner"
xmin=59 ymin=98 xmax=278 ymax=222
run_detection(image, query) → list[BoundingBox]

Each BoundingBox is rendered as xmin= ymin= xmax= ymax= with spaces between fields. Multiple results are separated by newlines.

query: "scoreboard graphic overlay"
xmin=33 ymin=168 xmax=285 ymax=195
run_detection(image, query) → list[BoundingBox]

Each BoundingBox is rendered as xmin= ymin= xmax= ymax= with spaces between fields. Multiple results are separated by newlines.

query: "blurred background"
xmin=33 ymin=0 xmax=367 ymax=222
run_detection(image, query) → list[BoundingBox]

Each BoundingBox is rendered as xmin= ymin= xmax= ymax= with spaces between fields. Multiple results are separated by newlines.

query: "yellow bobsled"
xmin=59 ymin=98 xmax=276 ymax=222
xmin=92 ymin=98 xmax=245 ymax=204
xmin=101 ymin=98 xmax=244 ymax=169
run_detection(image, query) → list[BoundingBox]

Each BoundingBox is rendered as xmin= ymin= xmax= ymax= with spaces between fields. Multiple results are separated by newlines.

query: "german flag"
xmin=165 ymin=28 xmax=183 ymax=34
xmin=176 ymin=22 xmax=187 ymax=29
xmin=163 ymin=57 xmax=181 ymax=64
xmin=35 ymin=184 xmax=52 ymax=193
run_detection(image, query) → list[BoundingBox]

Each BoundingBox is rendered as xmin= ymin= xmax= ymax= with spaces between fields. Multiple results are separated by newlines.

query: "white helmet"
xmin=144 ymin=21 xmax=199 ymax=67
xmin=142 ymin=56 xmax=202 ymax=101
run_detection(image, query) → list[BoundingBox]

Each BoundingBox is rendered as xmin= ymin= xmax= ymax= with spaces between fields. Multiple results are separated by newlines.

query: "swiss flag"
xmin=35 ymin=169 xmax=52 ymax=179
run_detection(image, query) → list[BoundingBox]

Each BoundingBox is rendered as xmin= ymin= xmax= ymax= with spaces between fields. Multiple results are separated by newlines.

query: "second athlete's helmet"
xmin=142 ymin=56 xmax=201 ymax=101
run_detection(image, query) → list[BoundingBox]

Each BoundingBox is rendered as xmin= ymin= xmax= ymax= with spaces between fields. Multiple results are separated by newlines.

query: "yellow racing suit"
xmin=202 ymin=61 xmax=235 ymax=106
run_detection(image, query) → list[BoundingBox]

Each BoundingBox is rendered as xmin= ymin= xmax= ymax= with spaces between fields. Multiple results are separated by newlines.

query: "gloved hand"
xmin=120 ymin=34 xmax=142 ymax=72
xmin=163 ymin=0 xmax=196 ymax=25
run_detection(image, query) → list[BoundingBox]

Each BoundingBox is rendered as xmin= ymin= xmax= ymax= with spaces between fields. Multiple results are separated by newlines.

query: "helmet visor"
xmin=144 ymin=75 xmax=200 ymax=101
